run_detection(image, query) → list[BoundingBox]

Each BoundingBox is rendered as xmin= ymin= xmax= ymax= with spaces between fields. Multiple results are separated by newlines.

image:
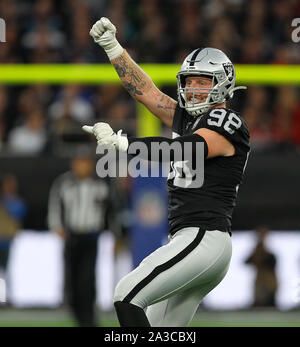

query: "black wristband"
xmin=127 ymin=134 xmax=208 ymax=163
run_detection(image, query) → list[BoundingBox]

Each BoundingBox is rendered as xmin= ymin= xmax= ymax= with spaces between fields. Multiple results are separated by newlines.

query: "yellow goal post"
xmin=0 ymin=64 xmax=299 ymax=136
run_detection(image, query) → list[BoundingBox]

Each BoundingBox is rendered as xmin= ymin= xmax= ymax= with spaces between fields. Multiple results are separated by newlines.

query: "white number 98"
xmin=207 ymin=109 xmax=242 ymax=134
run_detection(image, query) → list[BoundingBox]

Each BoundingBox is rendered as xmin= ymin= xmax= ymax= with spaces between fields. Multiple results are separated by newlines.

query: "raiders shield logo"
xmin=223 ymin=63 xmax=234 ymax=81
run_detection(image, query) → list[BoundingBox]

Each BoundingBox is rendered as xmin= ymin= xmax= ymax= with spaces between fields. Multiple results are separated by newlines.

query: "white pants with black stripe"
xmin=113 ymin=227 xmax=232 ymax=327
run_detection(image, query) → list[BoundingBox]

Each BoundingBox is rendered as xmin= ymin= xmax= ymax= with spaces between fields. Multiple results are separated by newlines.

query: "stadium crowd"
xmin=0 ymin=0 xmax=300 ymax=154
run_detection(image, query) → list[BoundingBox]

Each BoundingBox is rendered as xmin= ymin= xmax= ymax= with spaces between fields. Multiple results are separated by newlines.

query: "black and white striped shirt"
xmin=48 ymin=171 xmax=109 ymax=234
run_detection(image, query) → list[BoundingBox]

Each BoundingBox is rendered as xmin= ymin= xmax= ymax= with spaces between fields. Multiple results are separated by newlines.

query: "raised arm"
xmin=90 ymin=17 xmax=177 ymax=128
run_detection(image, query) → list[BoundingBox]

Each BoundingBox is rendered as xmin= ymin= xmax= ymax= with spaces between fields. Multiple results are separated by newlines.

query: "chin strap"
xmin=228 ymin=86 xmax=247 ymax=99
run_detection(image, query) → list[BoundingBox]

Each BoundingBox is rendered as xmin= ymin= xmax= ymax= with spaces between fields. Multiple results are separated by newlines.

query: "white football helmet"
xmin=177 ymin=47 xmax=246 ymax=116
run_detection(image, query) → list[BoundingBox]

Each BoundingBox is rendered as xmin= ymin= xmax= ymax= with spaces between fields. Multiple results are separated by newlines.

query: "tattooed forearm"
xmin=111 ymin=50 xmax=176 ymax=128
xmin=157 ymin=96 xmax=176 ymax=110
xmin=112 ymin=50 xmax=151 ymax=97
xmin=157 ymin=104 xmax=176 ymax=110
xmin=114 ymin=64 xmax=126 ymax=78
xmin=124 ymin=82 xmax=143 ymax=96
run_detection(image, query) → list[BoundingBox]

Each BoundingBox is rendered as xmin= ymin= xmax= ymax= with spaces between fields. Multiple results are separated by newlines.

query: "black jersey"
xmin=167 ymin=105 xmax=250 ymax=235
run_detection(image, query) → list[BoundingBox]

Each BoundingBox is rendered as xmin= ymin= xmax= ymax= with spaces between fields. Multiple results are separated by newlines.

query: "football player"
xmin=83 ymin=17 xmax=250 ymax=327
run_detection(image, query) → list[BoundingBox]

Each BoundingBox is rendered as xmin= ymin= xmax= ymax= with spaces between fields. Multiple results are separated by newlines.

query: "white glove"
xmin=82 ymin=122 xmax=128 ymax=152
xmin=89 ymin=17 xmax=124 ymax=60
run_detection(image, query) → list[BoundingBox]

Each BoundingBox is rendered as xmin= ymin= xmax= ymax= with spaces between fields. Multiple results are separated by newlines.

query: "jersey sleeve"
xmin=195 ymin=108 xmax=250 ymax=151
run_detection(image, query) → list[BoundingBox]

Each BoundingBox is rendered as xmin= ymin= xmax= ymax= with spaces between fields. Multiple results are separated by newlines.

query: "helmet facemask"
xmin=177 ymin=72 xmax=224 ymax=116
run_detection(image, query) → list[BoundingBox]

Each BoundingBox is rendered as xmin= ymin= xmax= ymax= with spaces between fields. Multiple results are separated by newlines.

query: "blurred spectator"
xmin=7 ymin=109 xmax=47 ymax=155
xmin=239 ymin=37 xmax=267 ymax=64
xmin=21 ymin=0 xmax=66 ymax=63
xmin=14 ymin=86 xmax=52 ymax=127
xmin=271 ymin=86 xmax=298 ymax=148
xmin=243 ymin=86 xmax=272 ymax=150
xmin=48 ymin=85 xmax=95 ymax=147
xmin=209 ymin=17 xmax=241 ymax=59
xmin=245 ymin=227 xmax=278 ymax=307
xmin=106 ymin=100 xmax=136 ymax=137
xmin=106 ymin=0 xmax=129 ymax=44
xmin=17 ymin=88 xmax=42 ymax=119
xmin=136 ymin=0 xmax=171 ymax=63
xmin=291 ymin=102 xmax=300 ymax=148
xmin=67 ymin=0 xmax=97 ymax=63
xmin=0 ymin=173 xmax=27 ymax=224
xmin=175 ymin=0 xmax=203 ymax=53
xmin=243 ymin=105 xmax=272 ymax=150
xmin=47 ymin=151 xmax=113 ymax=327
xmin=11 ymin=87 xmax=45 ymax=134
xmin=92 ymin=85 xmax=136 ymax=136
xmin=48 ymin=85 xmax=94 ymax=124
xmin=0 ymin=0 xmax=17 ymax=22
xmin=137 ymin=15 xmax=171 ymax=62
xmin=0 ymin=173 xmax=27 ymax=302
xmin=93 ymin=84 xmax=124 ymax=119
xmin=31 ymin=84 xmax=53 ymax=107
xmin=246 ymin=86 xmax=269 ymax=112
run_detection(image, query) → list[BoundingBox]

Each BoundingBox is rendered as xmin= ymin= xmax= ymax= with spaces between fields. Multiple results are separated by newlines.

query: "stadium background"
xmin=0 ymin=0 xmax=300 ymax=327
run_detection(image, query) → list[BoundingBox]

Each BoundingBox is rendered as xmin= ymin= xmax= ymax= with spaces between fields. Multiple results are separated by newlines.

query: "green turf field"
xmin=0 ymin=307 xmax=299 ymax=327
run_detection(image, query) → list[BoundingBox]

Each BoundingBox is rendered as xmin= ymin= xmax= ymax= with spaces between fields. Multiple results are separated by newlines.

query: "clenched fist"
xmin=89 ymin=17 xmax=123 ymax=60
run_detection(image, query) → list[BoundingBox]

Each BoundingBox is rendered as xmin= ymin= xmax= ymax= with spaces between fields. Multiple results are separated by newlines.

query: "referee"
xmin=48 ymin=151 xmax=111 ymax=327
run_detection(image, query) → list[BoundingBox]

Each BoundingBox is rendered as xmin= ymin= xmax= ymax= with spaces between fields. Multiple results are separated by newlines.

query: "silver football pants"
xmin=113 ymin=227 xmax=232 ymax=327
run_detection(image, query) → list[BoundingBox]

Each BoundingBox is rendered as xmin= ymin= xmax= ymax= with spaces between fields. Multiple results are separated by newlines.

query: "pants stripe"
xmin=123 ymin=228 xmax=206 ymax=304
